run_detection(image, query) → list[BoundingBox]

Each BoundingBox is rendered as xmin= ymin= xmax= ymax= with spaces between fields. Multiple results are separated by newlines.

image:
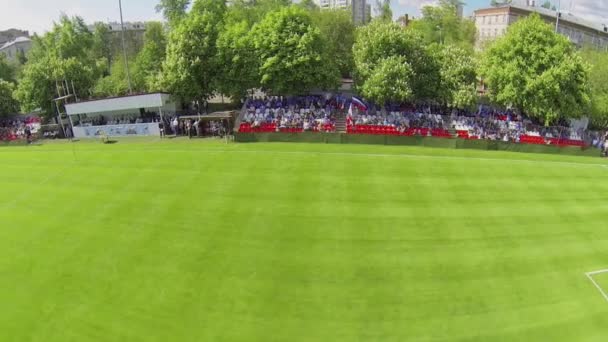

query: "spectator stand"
xmin=236 ymin=95 xmax=603 ymax=151
xmin=65 ymin=93 xmax=177 ymax=139
xmin=238 ymin=95 xmax=345 ymax=134
xmin=0 ymin=115 xmax=41 ymax=143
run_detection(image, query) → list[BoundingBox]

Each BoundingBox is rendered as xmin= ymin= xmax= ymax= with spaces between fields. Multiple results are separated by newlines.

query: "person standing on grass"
xmin=172 ymin=117 xmax=179 ymax=136
xmin=159 ymin=120 xmax=165 ymax=139
xmin=187 ymin=120 xmax=193 ymax=139
xmin=24 ymin=126 xmax=32 ymax=144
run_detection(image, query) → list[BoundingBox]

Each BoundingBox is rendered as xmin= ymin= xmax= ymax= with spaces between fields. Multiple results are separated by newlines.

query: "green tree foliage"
xmin=156 ymin=0 xmax=191 ymax=26
xmin=250 ymin=6 xmax=340 ymax=95
xmin=216 ymin=21 xmax=259 ymax=101
xmin=0 ymin=54 xmax=15 ymax=82
xmin=431 ymin=44 xmax=477 ymax=109
xmin=374 ymin=0 xmax=393 ymax=22
xmin=92 ymin=22 xmax=113 ymax=73
xmin=298 ymin=0 xmax=319 ymax=12
xmin=225 ymin=0 xmax=290 ymax=27
xmin=581 ymin=48 xmax=608 ymax=128
xmin=541 ymin=0 xmax=552 ymax=9
xmin=160 ymin=0 xmax=226 ymax=104
xmin=313 ymin=9 xmax=355 ymax=78
xmin=93 ymin=54 xmax=137 ymax=97
xmin=15 ymin=15 xmax=102 ymax=118
xmin=491 ymin=0 xmax=512 ymax=6
xmin=353 ymin=20 xmax=440 ymax=103
xmin=0 ymin=80 xmax=19 ymax=116
xmin=408 ymin=0 xmax=475 ymax=51
xmin=480 ymin=14 xmax=590 ymax=125
xmin=16 ymin=49 xmax=28 ymax=66
xmin=132 ymin=22 xmax=167 ymax=92
xmin=360 ymin=56 xmax=413 ymax=105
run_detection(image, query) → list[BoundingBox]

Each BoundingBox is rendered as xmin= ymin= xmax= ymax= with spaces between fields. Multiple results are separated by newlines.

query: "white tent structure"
xmin=65 ymin=93 xmax=177 ymax=138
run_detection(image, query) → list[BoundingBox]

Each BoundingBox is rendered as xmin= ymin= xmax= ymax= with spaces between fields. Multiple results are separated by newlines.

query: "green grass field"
xmin=1 ymin=138 xmax=608 ymax=341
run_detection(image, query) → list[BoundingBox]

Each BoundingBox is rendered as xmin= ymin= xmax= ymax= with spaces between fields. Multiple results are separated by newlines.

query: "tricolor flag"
xmin=351 ymin=97 xmax=368 ymax=112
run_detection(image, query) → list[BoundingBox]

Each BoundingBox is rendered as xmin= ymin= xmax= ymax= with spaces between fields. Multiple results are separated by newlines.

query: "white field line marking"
xmin=181 ymin=148 xmax=608 ymax=170
xmin=587 ymin=269 xmax=608 ymax=276
xmin=585 ymin=269 xmax=608 ymax=303
xmin=4 ymin=145 xmax=608 ymax=170
xmin=0 ymin=165 xmax=70 ymax=211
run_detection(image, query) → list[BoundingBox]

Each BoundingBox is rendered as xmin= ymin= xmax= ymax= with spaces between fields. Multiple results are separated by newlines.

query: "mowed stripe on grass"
xmin=0 ymin=139 xmax=607 ymax=341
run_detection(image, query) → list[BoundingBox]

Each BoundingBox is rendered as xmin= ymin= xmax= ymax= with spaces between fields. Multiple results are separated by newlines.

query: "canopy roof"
xmin=179 ymin=111 xmax=236 ymax=121
xmin=65 ymin=93 xmax=175 ymax=116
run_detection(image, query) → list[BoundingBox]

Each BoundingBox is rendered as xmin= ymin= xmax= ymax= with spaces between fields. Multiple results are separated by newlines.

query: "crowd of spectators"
xmin=237 ymin=96 xmax=607 ymax=151
xmin=74 ymin=113 xmax=162 ymax=127
xmin=240 ymin=96 xmax=338 ymax=132
xmin=347 ymin=105 xmax=604 ymax=148
xmin=0 ymin=117 xmax=40 ymax=142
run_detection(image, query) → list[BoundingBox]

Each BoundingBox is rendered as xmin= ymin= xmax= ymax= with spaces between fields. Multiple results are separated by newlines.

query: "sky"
xmin=0 ymin=0 xmax=606 ymax=34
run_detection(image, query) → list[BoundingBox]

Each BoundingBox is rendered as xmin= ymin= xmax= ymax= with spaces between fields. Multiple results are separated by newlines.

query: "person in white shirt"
xmin=172 ymin=118 xmax=179 ymax=135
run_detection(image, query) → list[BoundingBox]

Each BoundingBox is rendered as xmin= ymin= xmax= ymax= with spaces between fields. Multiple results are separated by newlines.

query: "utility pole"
xmin=555 ymin=0 xmax=562 ymax=33
xmin=119 ymin=0 xmax=133 ymax=94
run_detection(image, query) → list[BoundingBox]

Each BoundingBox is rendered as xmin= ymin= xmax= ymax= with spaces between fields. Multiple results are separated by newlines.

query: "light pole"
xmin=119 ymin=0 xmax=133 ymax=94
xmin=555 ymin=0 xmax=562 ymax=33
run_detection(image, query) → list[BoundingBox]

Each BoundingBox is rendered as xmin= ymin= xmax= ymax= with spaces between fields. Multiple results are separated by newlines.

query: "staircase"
xmin=335 ymin=113 xmax=347 ymax=133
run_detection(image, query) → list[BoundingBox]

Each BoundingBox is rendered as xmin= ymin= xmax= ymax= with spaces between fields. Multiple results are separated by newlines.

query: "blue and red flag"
xmin=351 ymin=97 xmax=368 ymax=112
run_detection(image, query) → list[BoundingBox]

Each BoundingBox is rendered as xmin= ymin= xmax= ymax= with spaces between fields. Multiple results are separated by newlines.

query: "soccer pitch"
xmin=1 ymin=138 xmax=608 ymax=341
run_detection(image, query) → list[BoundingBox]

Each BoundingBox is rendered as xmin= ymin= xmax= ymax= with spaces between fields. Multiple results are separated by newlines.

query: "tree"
xmin=541 ymin=1 xmax=552 ymax=9
xmin=159 ymin=0 xmax=226 ymax=105
xmin=156 ymin=0 xmax=191 ymax=26
xmin=132 ymin=22 xmax=167 ymax=92
xmin=480 ymin=14 xmax=590 ymax=125
xmin=0 ymin=80 xmax=19 ymax=116
xmin=216 ymin=21 xmax=259 ymax=101
xmin=298 ymin=0 xmax=319 ymax=12
xmin=250 ymin=6 xmax=340 ymax=94
xmin=581 ymin=48 xmax=608 ymax=128
xmin=93 ymin=54 xmax=137 ymax=97
xmin=359 ymin=56 xmax=413 ymax=105
xmin=432 ymin=44 xmax=477 ymax=109
xmin=374 ymin=0 xmax=392 ymax=22
xmin=92 ymin=22 xmax=113 ymax=73
xmin=353 ymin=20 xmax=441 ymax=103
xmin=16 ymin=49 xmax=28 ymax=66
xmin=225 ymin=0 xmax=291 ymax=27
xmin=491 ymin=0 xmax=512 ymax=6
xmin=408 ymin=0 xmax=476 ymax=51
xmin=313 ymin=9 xmax=355 ymax=78
xmin=0 ymin=54 xmax=15 ymax=82
xmin=15 ymin=15 xmax=101 ymax=118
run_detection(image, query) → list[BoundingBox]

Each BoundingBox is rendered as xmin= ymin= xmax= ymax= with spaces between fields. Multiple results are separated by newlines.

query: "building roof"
xmin=65 ymin=93 xmax=173 ymax=116
xmin=0 ymin=36 xmax=31 ymax=50
xmin=475 ymin=4 xmax=608 ymax=35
